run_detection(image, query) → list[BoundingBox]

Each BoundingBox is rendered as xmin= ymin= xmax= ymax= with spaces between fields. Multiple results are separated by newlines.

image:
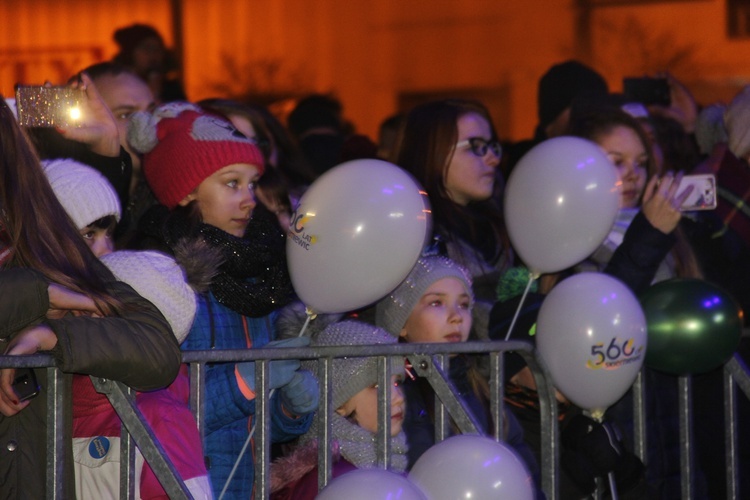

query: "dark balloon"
xmin=640 ymin=279 xmax=743 ymax=375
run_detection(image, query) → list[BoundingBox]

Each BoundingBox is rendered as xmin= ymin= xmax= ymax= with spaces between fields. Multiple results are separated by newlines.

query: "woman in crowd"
xmin=0 ymin=96 xmax=180 ymax=497
xmin=392 ymin=99 xmax=511 ymax=338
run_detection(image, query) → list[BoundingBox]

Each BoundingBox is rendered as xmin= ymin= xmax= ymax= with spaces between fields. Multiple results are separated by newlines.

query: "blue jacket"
xmin=182 ymin=291 xmax=312 ymax=499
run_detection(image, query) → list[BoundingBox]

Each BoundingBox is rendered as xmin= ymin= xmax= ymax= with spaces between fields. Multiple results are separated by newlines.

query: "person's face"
xmin=401 ymin=278 xmax=472 ymax=344
xmin=445 ymin=113 xmax=500 ymax=206
xmin=596 ymin=125 xmax=649 ymax=209
xmin=79 ymin=224 xmax=115 ymax=258
xmin=336 ymin=374 xmax=405 ymax=436
xmin=93 ymin=72 xmax=155 ymax=175
xmin=179 ymin=163 xmax=260 ymax=237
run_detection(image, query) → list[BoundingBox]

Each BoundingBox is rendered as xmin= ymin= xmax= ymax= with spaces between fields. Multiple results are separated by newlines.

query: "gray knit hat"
xmin=101 ymin=250 xmax=197 ymax=344
xmin=42 ymin=158 xmax=121 ymax=230
xmin=375 ymin=255 xmax=473 ymax=338
xmin=301 ymin=320 xmax=404 ymax=409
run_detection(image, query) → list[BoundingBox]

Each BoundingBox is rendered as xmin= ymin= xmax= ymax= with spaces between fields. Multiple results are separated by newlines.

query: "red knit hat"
xmin=127 ymin=102 xmax=265 ymax=208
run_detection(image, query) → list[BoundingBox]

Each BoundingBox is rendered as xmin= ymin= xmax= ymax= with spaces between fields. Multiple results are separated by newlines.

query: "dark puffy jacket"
xmin=0 ymin=266 xmax=180 ymax=498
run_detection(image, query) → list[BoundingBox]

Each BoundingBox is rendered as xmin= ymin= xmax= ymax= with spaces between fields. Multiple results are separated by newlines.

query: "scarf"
xmin=300 ymin=412 xmax=408 ymax=474
xmin=142 ymin=204 xmax=294 ymax=317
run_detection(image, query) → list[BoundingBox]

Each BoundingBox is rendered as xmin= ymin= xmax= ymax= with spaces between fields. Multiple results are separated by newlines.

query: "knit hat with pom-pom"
xmin=127 ymin=102 xmax=265 ymax=209
xmin=41 ymin=158 xmax=121 ymax=230
xmin=375 ymin=255 xmax=473 ymax=338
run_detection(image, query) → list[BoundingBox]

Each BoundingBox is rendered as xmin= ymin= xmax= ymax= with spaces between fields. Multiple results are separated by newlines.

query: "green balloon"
xmin=639 ymin=279 xmax=743 ymax=375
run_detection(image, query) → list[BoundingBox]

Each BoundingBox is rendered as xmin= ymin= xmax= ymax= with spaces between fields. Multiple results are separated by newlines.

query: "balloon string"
xmin=504 ymin=274 xmax=537 ymax=341
xmin=219 ymin=389 xmax=275 ymax=499
xmin=607 ymin=471 xmax=619 ymax=500
xmin=297 ymin=307 xmax=317 ymax=337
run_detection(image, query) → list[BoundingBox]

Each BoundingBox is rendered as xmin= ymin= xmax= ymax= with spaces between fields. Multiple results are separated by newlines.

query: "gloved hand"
xmin=279 ymin=370 xmax=319 ymax=415
xmin=562 ymin=414 xmax=621 ymax=476
xmin=236 ymin=337 xmax=309 ymax=392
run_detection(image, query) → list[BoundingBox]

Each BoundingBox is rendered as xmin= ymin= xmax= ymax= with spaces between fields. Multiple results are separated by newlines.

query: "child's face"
xmin=79 ymin=224 xmax=115 ymax=258
xmin=401 ymin=277 xmax=472 ymax=343
xmin=596 ymin=125 xmax=648 ymax=209
xmin=336 ymin=374 xmax=405 ymax=436
xmin=180 ymin=163 xmax=261 ymax=237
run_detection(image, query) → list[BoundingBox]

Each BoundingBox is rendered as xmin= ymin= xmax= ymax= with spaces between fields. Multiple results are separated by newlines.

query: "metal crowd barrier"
xmin=2 ymin=342 xmax=749 ymax=499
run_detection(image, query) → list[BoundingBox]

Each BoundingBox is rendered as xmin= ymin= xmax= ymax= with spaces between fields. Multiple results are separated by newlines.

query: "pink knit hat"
xmin=127 ymin=102 xmax=265 ymax=208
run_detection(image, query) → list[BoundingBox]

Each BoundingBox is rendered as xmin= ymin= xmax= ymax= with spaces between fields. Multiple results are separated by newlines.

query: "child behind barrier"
xmin=270 ymin=320 xmax=407 ymax=499
xmin=42 ymin=156 xmax=212 ymax=497
xmin=127 ymin=102 xmax=318 ymax=498
xmin=375 ymin=255 xmax=541 ymax=495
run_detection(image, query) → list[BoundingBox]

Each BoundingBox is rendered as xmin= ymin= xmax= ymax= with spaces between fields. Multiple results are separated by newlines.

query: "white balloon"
xmin=504 ymin=136 xmax=620 ymax=274
xmin=408 ymin=435 xmax=534 ymax=500
xmin=317 ymin=468 xmax=427 ymax=499
xmin=536 ymin=272 xmax=647 ymax=416
xmin=287 ymin=159 xmax=431 ymax=314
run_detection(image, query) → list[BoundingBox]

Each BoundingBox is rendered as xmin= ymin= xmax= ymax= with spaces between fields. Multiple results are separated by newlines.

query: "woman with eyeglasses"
xmin=392 ymin=99 xmax=510 ymax=339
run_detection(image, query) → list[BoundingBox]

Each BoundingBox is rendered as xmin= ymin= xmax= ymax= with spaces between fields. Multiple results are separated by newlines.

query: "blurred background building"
xmin=1 ymin=0 xmax=749 ymax=140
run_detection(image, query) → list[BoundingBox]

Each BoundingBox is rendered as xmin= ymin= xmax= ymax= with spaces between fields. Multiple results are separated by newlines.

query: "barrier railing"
xmin=2 ymin=342 xmax=749 ymax=499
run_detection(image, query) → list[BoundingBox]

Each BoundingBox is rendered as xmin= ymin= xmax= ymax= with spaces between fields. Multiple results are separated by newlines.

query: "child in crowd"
xmin=127 ymin=102 xmax=318 ymax=498
xmin=375 ymin=255 xmax=539 ymax=487
xmin=270 ymin=320 xmax=408 ymax=499
xmin=41 ymin=158 xmax=121 ymax=258
xmin=41 ymin=157 xmax=213 ymax=497
xmin=76 ymin=249 xmax=213 ymax=498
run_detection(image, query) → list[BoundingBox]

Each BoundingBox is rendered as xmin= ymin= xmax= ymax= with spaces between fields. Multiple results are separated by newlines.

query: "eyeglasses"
xmin=455 ymin=137 xmax=502 ymax=159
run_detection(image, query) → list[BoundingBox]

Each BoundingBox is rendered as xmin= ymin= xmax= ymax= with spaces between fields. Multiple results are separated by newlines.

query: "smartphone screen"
xmin=678 ymin=173 xmax=717 ymax=211
xmin=12 ymin=368 xmax=40 ymax=402
xmin=14 ymin=85 xmax=84 ymax=127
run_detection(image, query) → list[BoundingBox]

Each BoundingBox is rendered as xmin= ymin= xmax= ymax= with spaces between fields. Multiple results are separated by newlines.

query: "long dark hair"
xmin=0 ymin=98 xmax=123 ymax=315
xmin=394 ymin=99 xmax=510 ymax=268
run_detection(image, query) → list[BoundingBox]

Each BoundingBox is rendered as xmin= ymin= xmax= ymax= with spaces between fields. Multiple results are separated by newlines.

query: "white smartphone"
xmin=678 ymin=173 xmax=717 ymax=211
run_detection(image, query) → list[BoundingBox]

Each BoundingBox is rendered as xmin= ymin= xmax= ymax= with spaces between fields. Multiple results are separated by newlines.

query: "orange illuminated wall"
xmin=2 ymin=1 xmax=750 ymax=141
xmin=0 ymin=0 xmax=173 ymax=95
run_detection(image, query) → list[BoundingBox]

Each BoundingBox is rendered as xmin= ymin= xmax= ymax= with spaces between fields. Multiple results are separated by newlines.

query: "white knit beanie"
xmin=301 ymin=320 xmax=404 ymax=409
xmin=41 ymin=158 xmax=121 ymax=230
xmin=101 ymin=250 xmax=197 ymax=344
xmin=375 ymin=255 xmax=473 ymax=338
xmin=725 ymin=85 xmax=750 ymax=160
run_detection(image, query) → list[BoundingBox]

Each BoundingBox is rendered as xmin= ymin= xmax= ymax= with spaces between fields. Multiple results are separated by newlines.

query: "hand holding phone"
xmin=15 ymin=85 xmax=85 ymax=128
xmin=11 ymin=368 xmax=39 ymax=402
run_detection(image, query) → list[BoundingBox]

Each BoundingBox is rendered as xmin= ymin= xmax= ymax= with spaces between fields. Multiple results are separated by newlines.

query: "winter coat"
xmin=401 ymin=354 xmax=540 ymax=486
xmin=0 ymin=265 xmax=180 ymax=499
xmin=182 ymin=291 xmax=312 ymax=499
xmin=72 ymin=369 xmax=211 ymax=500
xmin=270 ymin=440 xmax=357 ymax=500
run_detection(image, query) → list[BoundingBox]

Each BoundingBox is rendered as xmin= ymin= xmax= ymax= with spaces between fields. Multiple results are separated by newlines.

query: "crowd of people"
xmin=1 ymin=22 xmax=750 ymax=500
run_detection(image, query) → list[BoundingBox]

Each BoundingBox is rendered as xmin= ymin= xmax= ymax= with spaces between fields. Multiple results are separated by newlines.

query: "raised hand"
xmin=640 ymin=171 xmax=692 ymax=234
xmin=55 ymin=73 xmax=120 ymax=157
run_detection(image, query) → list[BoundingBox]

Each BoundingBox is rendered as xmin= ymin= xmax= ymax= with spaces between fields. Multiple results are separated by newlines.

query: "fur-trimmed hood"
xmin=270 ymin=439 xmax=341 ymax=494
